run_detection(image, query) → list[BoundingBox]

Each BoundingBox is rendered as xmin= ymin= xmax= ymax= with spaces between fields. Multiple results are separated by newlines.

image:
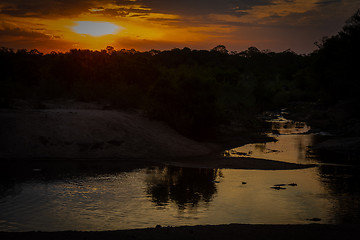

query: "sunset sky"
xmin=0 ymin=0 xmax=358 ymax=53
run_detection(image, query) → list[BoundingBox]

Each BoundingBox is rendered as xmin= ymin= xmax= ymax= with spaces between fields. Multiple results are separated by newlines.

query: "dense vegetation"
xmin=1 ymin=10 xmax=359 ymax=138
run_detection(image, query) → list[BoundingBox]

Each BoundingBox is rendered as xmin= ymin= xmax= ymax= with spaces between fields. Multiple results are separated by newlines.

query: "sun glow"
xmin=72 ymin=21 xmax=122 ymax=36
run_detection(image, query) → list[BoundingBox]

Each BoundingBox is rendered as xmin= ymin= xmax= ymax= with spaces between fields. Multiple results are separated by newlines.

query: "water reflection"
xmin=1 ymin=162 xmax=360 ymax=231
xmin=145 ymin=166 xmax=221 ymax=209
xmin=0 ymin=159 xmax=157 ymax=202
xmin=269 ymin=117 xmax=311 ymax=135
xmin=1 ymin=115 xmax=360 ymax=231
xmin=317 ymin=164 xmax=360 ymax=223
xmin=225 ymin=113 xmax=360 ymax=225
xmin=225 ymin=116 xmax=320 ymax=164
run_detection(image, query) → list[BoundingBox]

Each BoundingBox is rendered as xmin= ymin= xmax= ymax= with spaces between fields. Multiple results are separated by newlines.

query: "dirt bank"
xmin=1 ymin=224 xmax=358 ymax=240
xmin=163 ymin=157 xmax=316 ymax=170
xmin=0 ymin=103 xmax=315 ymax=170
xmin=0 ymin=108 xmax=217 ymax=159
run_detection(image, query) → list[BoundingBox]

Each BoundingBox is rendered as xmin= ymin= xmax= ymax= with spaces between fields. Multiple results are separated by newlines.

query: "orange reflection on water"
xmin=227 ymin=134 xmax=316 ymax=164
xmin=0 ymin=164 xmax=352 ymax=231
xmin=225 ymin=118 xmax=317 ymax=164
xmin=209 ymin=168 xmax=333 ymax=224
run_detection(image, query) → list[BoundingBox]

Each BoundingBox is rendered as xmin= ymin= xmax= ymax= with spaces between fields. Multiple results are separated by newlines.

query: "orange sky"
xmin=0 ymin=0 xmax=359 ymax=53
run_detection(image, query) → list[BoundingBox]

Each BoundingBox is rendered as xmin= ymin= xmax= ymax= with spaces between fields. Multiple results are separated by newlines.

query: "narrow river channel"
xmin=1 ymin=112 xmax=359 ymax=231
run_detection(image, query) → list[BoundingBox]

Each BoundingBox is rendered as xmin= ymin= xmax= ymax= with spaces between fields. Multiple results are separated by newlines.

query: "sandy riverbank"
xmin=1 ymin=224 xmax=359 ymax=240
xmin=0 ymin=108 xmax=217 ymax=159
xmin=0 ymin=105 xmax=314 ymax=170
xmin=163 ymin=156 xmax=316 ymax=170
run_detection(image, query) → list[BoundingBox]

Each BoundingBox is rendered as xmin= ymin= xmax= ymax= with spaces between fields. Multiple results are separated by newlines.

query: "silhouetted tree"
xmin=2 ymin=9 xmax=359 ymax=137
xmin=146 ymin=166 xmax=220 ymax=209
xmin=211 ymin=45 xmax=228 ymax=54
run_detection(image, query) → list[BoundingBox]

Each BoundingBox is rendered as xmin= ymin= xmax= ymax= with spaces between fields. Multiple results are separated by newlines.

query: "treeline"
xmin=1 ymin=10 xmax=359 ymax=137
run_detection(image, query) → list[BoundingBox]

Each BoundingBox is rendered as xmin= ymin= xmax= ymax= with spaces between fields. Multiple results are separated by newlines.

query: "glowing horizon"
xmin=0 ymin=0 xmax=358 ymax=53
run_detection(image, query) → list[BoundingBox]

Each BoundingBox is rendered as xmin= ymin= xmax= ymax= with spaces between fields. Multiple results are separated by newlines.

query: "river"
xmin=1 ymin=112 xmax=359 ymax=231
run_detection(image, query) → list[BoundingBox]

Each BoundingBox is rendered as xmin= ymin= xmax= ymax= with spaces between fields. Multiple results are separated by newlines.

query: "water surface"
xmin=1 ymin=114 xmax=359 ymax=231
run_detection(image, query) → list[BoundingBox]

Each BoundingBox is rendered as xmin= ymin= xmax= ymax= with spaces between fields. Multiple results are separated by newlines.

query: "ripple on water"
xmin=0 ymin=165 xmax=352 ymax=231
xmin=1 ymin=116 xmax=359 ymax=231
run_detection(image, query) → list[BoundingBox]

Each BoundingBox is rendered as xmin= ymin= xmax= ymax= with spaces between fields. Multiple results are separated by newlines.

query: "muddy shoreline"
xmin=0 ymin=108 xmax=217 ymax=159
xmin=162 ymin=156 xmax=316 ymax=170
xmin=0 ymin=105 xmax=313 ymax=170
xmin=0 ymin=104 xmax=336 ymax=236
xmin=1 ymin=224 xmax=359 ymax=240
xmin=0 ymin=157 xmax=316 ymax=179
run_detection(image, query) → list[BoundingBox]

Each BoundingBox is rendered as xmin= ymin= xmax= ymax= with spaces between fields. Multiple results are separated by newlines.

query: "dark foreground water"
xmin=1 ymin=114 xmax=359 ymax=231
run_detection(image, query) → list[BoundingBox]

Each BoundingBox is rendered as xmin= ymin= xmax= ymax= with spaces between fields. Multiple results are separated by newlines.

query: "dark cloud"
xmin=0 ymin=0 xmax=275 ymax=18
xmin=127 ymin=0 xmax=274 ymax=15
xmin=0 ymin=23 xmax=64 ymax=40
xmin=0 ymin=25 xmax=72 ymax=52
xmin=316 ymin=0 xmax=342 ymax=5
xmin=0 ymin=0 xmax=102 ymax=17
xmin=0 ymin=27 xmax=52 ymax=38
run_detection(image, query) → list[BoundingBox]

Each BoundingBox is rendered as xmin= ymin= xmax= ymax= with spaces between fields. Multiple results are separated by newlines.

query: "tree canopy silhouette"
xmin=1 ymin=9 xmax=359 ymax=138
